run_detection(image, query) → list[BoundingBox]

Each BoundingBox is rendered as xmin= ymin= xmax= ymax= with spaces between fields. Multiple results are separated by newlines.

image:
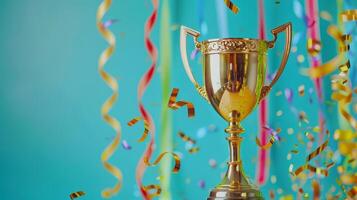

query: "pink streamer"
xmin=256 ymin=0 xmax=269 ymax=185
xmin=305 ymin=0 xmax=325 ymax=142
xmin=136 ymin=0 xmax=159 ymax=199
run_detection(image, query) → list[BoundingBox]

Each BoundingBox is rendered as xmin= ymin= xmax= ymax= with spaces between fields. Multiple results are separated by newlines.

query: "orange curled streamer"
xmin=69 ymin=191 xmax=85 ymax=200
xmin=144 ymin=152 xmax=181 ymax=173
xmin=142 ymin=184 xmax=162 ymax=199
xmin=168 ymin=88 xmax=195 ymax=118
xmin=255 ymin=137 xmax=277 ymax=150
xmin=127 ymin=117 xmax=149 ymax=142
xmin=224 ymin=0 xmax=239 ymax=14
xmin=96 ymin=0 xmax=123 ymax=198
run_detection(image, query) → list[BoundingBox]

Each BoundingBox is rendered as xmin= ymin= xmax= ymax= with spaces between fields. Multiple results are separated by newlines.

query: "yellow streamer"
xmin=97 ymin=0 xmax=123 ymax=198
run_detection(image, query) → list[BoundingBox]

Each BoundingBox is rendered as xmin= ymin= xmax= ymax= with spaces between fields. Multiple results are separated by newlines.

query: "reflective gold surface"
xmin=180 ymin=22 xmax=292 ymax=200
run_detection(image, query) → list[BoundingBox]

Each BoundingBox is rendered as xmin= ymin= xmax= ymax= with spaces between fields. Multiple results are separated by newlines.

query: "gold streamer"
xmin=96 ymin=0 xmax=123 ymax=198
xmin=127 ymin=117 xmax=149 ymax=142
xmin=144 ymin=152 xmax=181 ymax=173
xmin=301 ymin=26 xmax=351 ymax=78
xmin=70 ymin=191 xmax=85 ymax=200
xmin=340 ymin=10 xmax=357 ymax=22
xmin=142 ymin=184 xmax=162 ymax=199
xmin=292 ymin=164 xmax=329 ymax=176
xmin=178 ymin=131 xmax=200 ymax=153
xmin=224 ymin=0 xmax=239 ymax=14
xmin=306 ymin=140 xmax=329 ymax=162
xmin=168 ymin=88 xmax=195 ymax=118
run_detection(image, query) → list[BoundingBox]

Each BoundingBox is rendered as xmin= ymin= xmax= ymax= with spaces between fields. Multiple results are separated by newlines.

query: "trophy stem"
xmin=207 ymin=122 xmax=263 ymax=200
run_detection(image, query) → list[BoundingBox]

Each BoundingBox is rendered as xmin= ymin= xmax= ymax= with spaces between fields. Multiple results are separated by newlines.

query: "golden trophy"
xmin=180 ymin=22 xmax=292 ymax=199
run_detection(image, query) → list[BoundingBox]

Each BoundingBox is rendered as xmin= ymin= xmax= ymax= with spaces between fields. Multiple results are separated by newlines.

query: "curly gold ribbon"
xmin=96 ymin=0 xmax=123 ymax=198
xmin=224 ymin=0 xmax=239 ymax=14
xmin=312 ymin=180 xmax=320 ymax=200
xmin=69 ymin=191 xmax=85 ymax=200
xmin=127 ymin=117 xmax=149 ymax=142
xmin=168 ymin=88 xmax=195 ymax=118
xmin=300 ymin=26 xmax=351 ymax=78
xmin=306 ymin=140 xmax=329 ymax=162
xmin=142 ymin=184 xmax=162 ymax=199
xmin=144 ymin=152 xmax=181 ymax=173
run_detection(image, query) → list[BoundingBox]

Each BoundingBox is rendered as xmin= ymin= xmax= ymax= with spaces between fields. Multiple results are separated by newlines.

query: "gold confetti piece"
xmin=168 ymin=88 xmax=195 ymax=118
xmin=178 ymin=131 xmax=196 ymax=144
xmin=127 ymin=117 xmax=149 ymax=142
xmin=270 ymin=175 xmax=277 ymax=184
xmin=305 ymin=132 xmax=315 ymax=142
xmin=320 ymin=10 xmax=333 ymax=22
xmin=142 ymin=184 xmax=162 ymax=199
xmin=306 ymin=140 xmax=328 ymax=162
xmin=70 ymin=191 xmax=85 ymax=200
xmin=188 ymin=147 xmax=200 ymax=154
xmin=256 ymin=137 xmax=277 ymax=150
xmin=312 ymin=180 xmax=320 ymax=200
xmin=290 ymin=150 xmax=299 ymax=154
xmin=144 ymin=152 xmax=181 ymax=173
xmin=287 ymin=128 xmax=294 ymax=135
xmin=307 ymin=38 xmax=321 ymax=57
xmin=298 ymin=85 xmax=305 ymax=96
xmin=340 ymin=10 xmax=357 ymax=22
xmin=224 ymin=0 xmax=239 ymax=14
xmin=96 ymin=0 xmax=123 ymax=198
xmin=338 ymin=60 xmax=350 ymax=73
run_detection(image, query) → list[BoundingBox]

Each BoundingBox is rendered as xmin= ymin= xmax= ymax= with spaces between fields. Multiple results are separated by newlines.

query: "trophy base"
xmin=207 ymin=184 xmax=263 ymax=200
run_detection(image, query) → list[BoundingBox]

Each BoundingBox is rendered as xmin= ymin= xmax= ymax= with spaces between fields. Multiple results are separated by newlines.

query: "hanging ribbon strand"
xmin=224 ymin=0 xmax=239 ymax=14
xmin=136 ymin=0 xmax=159 ymax=199
xmin=144 ymin=152 xmax=181 ymax=173
xmin=96 ymin=0 xmax=123 ymax=198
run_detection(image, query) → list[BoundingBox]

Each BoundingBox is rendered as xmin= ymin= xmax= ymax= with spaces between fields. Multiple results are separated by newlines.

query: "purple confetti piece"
xmin=190 ymin=48 xmax=199 ymax=60
xmin=122 ymin=140 xmax=132 ymax=150
xmin=198 ymin=180 xmax=205 ymax=189
xmin=103 ymin=19 xmax=118 ymax=28
xmin=284 ymin=88 xmax=293 ymax=103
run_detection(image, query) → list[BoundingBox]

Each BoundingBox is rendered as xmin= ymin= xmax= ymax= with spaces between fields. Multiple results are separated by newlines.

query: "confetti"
xmin=306 ymin=140 xmax=329 ymax=162
xmin=122 ymin=140 xmax=132 ymax=150
xmin=320 ymin=10 xmax=333 ymax=22
xmin=178 ymin=131 xmax=196 ymax=144
xmin=276 ymin=110 xmax=283 ymax=117
xmin=224 ymin=0 xmax=239 ymax=14
xmin=127 ymin=117 xmax=149 ymax=142
xmin=270 ymin=175 xmax=277 ymax=184
xmin=198 ymin=180 xmax=205 ymax=188
xmin=96 ymin=0 xmax=123 ymax=197
xmin=298 ymin=85 xmax=305 ymax=96
xmin=168 ymin=88 xmax=195 ymax=118
xmin=70 ymin=191 xmax=85 ymax=200
xmin=209 ymin=159 xmax=217 ymax=168
xmin=297 ymin=54 xmax=305 ymax=63
xmin=142 ymin=184 xmax=162 ymax=199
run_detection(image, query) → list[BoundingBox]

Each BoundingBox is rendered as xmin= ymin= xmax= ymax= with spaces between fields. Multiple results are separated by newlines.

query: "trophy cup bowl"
xmin=180 ymin=23 xmax=292 ymax=200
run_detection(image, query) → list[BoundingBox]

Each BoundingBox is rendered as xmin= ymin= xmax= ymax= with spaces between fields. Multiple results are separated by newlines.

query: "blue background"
xmin=0 ymin=0 xmax=356 ymax=199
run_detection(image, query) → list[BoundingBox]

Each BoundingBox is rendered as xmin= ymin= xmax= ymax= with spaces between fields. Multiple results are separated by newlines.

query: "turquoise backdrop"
xmin=0 ymin=0 xmax=356 ymax=199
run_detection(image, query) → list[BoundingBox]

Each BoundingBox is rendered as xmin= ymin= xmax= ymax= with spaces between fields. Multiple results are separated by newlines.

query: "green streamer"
xmin=159 ymin=0 xmax=173 ymax=199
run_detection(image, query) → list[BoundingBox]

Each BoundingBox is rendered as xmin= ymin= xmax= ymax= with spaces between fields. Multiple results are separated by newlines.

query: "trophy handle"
xmin=180 ymin=26 xmax=209 ymax=102
xmin=259 ymin=22 xmax=292 ymax=101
